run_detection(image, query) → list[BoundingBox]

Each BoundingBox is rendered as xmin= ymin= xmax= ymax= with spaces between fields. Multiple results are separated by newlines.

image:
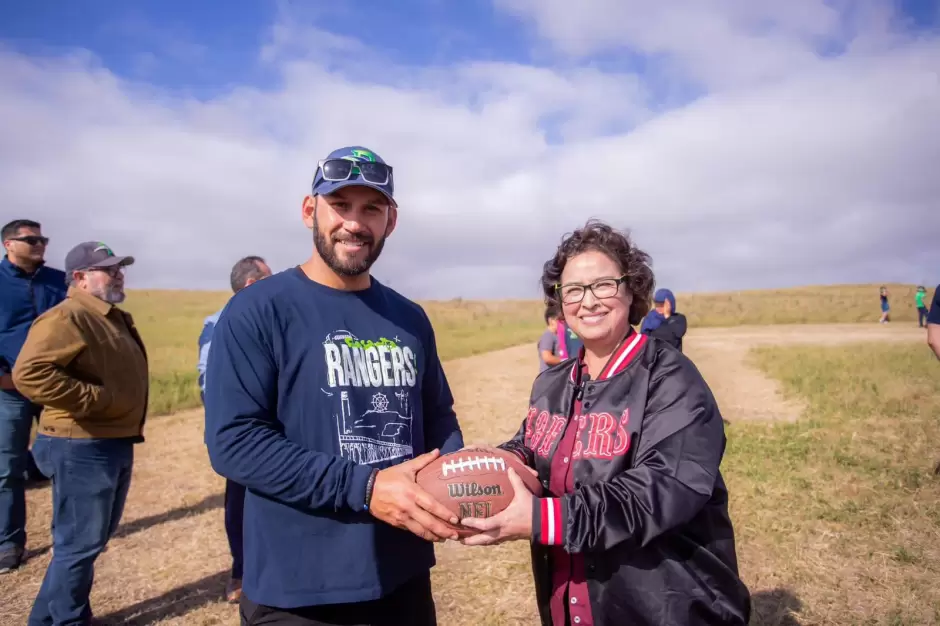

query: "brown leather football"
xmin=416 ymin=448 xmax=543 ymax=538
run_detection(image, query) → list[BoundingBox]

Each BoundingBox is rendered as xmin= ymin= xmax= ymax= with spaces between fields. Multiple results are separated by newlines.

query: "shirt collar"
xmin=1 ymin=256 xmax=45 ymax=278
xmin=67 ymin=285 xmax=114 ymax=317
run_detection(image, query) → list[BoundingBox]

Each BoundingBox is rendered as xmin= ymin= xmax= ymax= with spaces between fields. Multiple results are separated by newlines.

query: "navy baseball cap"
xmin=312 ymin=146 xmax=396 ymax=207
xmin=65 ymin=241 xmax=135 ymax=276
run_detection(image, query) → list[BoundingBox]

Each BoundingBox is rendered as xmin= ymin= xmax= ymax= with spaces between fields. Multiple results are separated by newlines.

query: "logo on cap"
xmin=347 ymin=149 xmax=376 ymax=162
xmin=93 ymin=243 xmax=114 ymax=256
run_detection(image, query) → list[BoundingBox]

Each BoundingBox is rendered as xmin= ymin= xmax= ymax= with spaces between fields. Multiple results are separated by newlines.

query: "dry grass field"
xmin=121 ymin=289 xmax=546 ymax=415
xmin=2 ymin=316 xmax=935 ymax=625
xmin=121 ymin=282 xmax=927 ymax=416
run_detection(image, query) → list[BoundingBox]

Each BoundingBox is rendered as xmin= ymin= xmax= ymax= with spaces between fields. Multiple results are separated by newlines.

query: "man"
xmin=537 ymin=305 xmax=563 ymax=372
xmin=204 ymin=145 xmax=464 ymax=625
xmin=641 ymin=287 xmax=688 ymax=351
xmin=12 ymin=241 xmax=147 ymax=625
xmin=197 ymin=255 xmax=272 ymax=603
xmin=927 ymin=283 xmax=940 ymax=362
xmin=0 ymin=219 xmax=67 ymax=573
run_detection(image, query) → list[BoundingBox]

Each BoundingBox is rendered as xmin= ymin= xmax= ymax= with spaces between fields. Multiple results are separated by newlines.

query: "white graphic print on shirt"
xmin=321 ymin=329 xmax=418 ymax=465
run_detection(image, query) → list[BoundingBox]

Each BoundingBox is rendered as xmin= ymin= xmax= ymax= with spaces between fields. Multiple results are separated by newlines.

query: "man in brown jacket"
xmin=12 ymin=241 xmax=147 ymax=626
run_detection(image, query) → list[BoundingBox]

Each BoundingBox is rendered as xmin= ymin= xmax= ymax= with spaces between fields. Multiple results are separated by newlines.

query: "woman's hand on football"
xmin=458 ymin=468 xmax=534 ymax=546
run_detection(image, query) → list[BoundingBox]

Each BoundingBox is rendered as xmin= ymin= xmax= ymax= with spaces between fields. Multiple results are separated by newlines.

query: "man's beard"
xmin=313 ymin=212 xmax=387 ymax=277
xmin=89 ymin=283 xmax=125 ymax=304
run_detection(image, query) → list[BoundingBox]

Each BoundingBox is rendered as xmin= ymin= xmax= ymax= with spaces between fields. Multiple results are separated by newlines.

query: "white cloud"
xmin=1 ymin=4 xmax=938 ymax=300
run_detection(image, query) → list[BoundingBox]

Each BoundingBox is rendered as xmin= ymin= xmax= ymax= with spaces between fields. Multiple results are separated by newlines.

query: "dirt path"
xmin=0 ymin=323 xmax=926 ymax=625
xmin=685 ymin=323 xmax=926 ymax=422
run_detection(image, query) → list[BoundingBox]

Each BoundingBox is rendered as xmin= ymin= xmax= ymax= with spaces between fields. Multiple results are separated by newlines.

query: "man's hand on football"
xmin=459 ymin=468 xmax=534 ymax=546
xmin=368 ymin=449 xmax=460 ymax=543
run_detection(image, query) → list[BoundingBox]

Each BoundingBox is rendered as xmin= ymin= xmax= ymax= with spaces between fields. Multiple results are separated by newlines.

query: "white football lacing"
xmin=441 ymin=455 xmax=507 ymax=476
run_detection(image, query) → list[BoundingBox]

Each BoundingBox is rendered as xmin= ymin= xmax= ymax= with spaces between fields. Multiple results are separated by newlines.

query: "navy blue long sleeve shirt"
xmin=204 ymin=267 xmax=463 ymax=608
xmin=0 ymin=258 xmax=67 ymax=389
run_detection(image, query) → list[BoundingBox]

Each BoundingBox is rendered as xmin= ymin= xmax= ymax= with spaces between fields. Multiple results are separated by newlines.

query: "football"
xmin=416 ymin=448 xmax=543 ymax=538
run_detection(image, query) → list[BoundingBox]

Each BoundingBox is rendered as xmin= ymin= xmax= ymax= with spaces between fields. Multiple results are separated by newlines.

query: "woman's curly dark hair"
xmin=541 ymin=219 xmax=655 ymax=326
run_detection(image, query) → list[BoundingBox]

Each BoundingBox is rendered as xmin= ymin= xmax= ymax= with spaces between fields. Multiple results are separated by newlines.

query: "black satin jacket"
xmin=499 ymin=336 xmax=751 ymax=625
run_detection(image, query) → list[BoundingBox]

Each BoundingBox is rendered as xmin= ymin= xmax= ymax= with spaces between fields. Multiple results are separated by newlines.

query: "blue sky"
xmin=1 ymin=1 xmax=534 ymax=97
xmin=1 ymin=0 xmax=938 ymax=296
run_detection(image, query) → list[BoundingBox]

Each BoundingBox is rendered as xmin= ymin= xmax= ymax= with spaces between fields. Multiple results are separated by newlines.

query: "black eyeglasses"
xmin=317 ymin=158 xmax=392 ymax=185
xmin=555 ymin=276 xmax=628 ymax=304
xmin=8 ymin=236 xmax=49 ymax=246
xmin=86 ymin=266 xmax=125 ymax=277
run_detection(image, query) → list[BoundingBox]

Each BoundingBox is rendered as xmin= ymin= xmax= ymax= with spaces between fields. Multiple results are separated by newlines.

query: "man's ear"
xmin=385 ymin=205 xmax=398 ymax=238
xmin=302 ymin=195 xmax=317 ymax=229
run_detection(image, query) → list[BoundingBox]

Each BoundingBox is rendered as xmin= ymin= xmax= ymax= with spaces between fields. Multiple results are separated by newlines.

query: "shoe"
xmin=0 ymin=546 xmax=24 ymax=574
xmin=225 ymin=577 xmax=243 ymax=604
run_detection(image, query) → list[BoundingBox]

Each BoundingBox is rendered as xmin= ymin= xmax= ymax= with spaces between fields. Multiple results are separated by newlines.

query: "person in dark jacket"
xmin=0 ymin=219 xmax=67 ymax=574
xmin=641 ymin=287 xmax=688 ymax=351
xmin=460 ymin=220 xmax=750 ymax=626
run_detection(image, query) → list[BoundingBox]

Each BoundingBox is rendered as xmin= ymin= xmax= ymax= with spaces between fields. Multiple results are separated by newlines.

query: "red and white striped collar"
xmin=568 ymin=330 xmax=648 ymax=384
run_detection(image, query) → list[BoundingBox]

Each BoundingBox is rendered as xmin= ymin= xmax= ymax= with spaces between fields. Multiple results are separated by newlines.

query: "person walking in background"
xmin=915 ymin=286 xmax=929 ymax=328
xmin=879 ymin=286 xmax=890 ymax=323
xmin=204 ymin=145 xmax=464 ymax=625
xmin=0 ymin=219 xmax=67 ymax=574
xmin=641 ymin=287 xmax=688 ymax=351
xmin=197 ymin=255 xmax=271 ymax=604
xmin=12 ymin=242 xmax=147 ymax=625
xmin=537 ymin=305 xmax=564 ymax=372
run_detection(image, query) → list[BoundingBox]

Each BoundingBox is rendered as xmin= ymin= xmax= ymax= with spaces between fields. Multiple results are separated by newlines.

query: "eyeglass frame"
xmin=316 ymin=158 xmax=393 ymax=186
xmin=554 ymin=275 xmax=629 ymax=305
xmin=77 ymin=265 xmax=127 ymax=278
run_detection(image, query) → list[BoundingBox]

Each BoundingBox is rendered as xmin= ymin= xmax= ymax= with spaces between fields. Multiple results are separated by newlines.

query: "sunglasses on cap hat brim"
xmin=317 ymin=158 xmax=392 ymax=185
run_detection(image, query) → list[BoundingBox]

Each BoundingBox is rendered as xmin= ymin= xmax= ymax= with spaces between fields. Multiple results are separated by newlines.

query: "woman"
xmin=461 ymin=220 xmax=751 ymax=625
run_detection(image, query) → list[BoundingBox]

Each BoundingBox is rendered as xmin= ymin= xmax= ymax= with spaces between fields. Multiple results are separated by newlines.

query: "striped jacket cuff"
xmin=533 ymin=497 xmax=565 ymax=546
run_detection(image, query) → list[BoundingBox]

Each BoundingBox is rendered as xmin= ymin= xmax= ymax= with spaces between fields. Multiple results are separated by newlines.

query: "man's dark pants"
xmin=204 ymin=391 xmax=246 ymax=581
xmin=239 ymin=573 xmax=437 ymax=626
xmin=27 ymin=434 xmax=134 ymax=625
xmin=0 ymin=390 xmax=42 ymax=561
xmin=226 ymin=478 xmax=246 ymax=580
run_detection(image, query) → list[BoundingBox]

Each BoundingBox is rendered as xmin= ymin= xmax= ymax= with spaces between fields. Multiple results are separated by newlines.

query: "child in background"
xmin=879 ymin=286 xmax=890 ymax=324
xmin=916 ymin=286 xmax=928 ymax=328
xmin=537 ymin=305 xmax=563 ymax=372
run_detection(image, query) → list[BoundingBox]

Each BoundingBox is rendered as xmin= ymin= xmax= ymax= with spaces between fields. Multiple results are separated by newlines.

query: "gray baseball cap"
xmin=65 ymin=241 xmax=135 ymax=275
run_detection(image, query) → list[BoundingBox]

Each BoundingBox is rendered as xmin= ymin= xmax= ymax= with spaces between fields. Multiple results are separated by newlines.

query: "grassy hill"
xmin=120 ymin=282 xmax=930 ymax=415
xmin=679 ymin=283 xmax=927 ymax=327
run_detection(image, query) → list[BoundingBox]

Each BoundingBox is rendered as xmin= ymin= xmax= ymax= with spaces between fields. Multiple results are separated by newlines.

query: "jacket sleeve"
xmin=204 ymin=299 xmax=375 ymax=514
xmin=11 ymin=310 xmax=112 ymax=416
xmin=532 ymin=352 xmax=725 ymax=553
xmin=419 ymin=310 xmax=464 ymax=454
xmin=929 ymin=284 xmax=940 ymax=325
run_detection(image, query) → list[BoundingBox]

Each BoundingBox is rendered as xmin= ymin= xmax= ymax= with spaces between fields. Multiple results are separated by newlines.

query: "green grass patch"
xmin=724 ymin=342 xmax=940 ymax=624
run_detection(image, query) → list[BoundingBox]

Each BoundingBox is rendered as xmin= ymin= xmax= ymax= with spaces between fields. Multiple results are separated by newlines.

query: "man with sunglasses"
xmin=0 ymin=219 xmax=67 ymax=574
xmin=13 ymin=241 xmax=148 ymax=625
xmin=205 ymin=146 xmax=464 ymax=625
